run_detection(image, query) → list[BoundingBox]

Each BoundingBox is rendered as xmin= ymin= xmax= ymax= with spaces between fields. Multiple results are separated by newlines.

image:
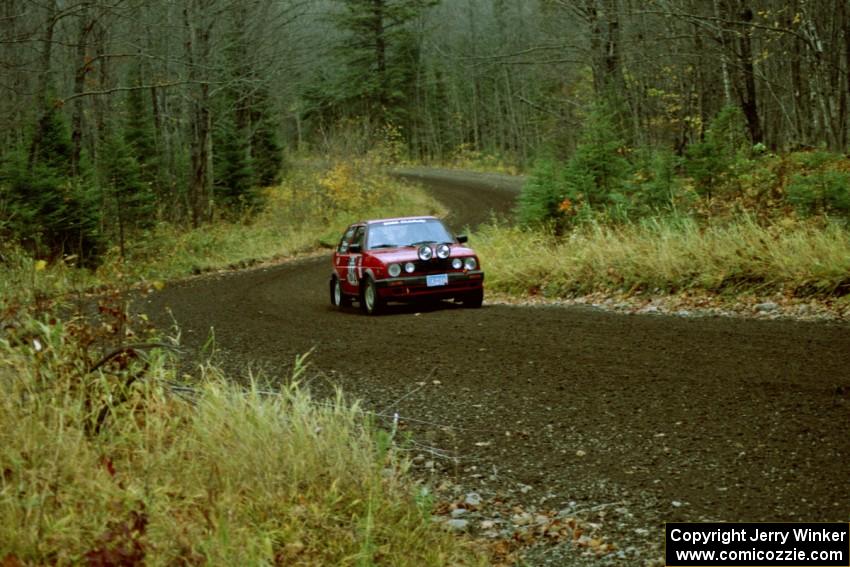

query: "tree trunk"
xmin=71 ymin=4 xmax=94 ymax=177
xmin=693 ymin=20 xmax=708 ymax=142
xmin=373 ymin=0 xmax=387 ymax=113
xmin=837 ymin=0 xmax=849 ymax=150
xmin=185 ymin=0 xmax=214 ymax=227
xmin=585 ymin=0 xmax=604 ymax=94
xmin=150 ymin=86 xmax=162 ymax=151
xmin=93 ymin=21 xmax=109 ymax=170
xmin=790 ymin=19 xmax=808 ymax=145
xmin=737 ymin=4 xmax=762 ymax=144
xmin=713 ymin=0 xmax=732 ymax=107
xmin=28 ymin=0 xmax=58 ymax=169
xmin=602 ymin=0 xmax=624 ymax=93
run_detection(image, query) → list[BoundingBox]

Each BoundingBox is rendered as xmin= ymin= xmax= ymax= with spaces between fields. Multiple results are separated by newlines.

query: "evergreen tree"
xmin=517 ymin=157 xmax=565 ymax=226
xmin=28 ymin=104 xmax=73 ymax=174
xmin=562 ymin=103 xmax=630 ymax=207
xmin=249 ymin=91 xmax=284 ymax=187
xmin=518 ymin=103 xmax=631 ymax=229
xmin=685 ymin=106 xmax=750 ymax=199
xmin=1 ymin=105 xmax=101 ymax=262
xmin=631 ymin=148 xmax=683 ymax=211
xmin=101 ymin=132 xmax=154 ymax=257
xmin=213 ymin=106 xmax=255 ymax=209
xmin=124 ymin=64 xmax=159 ymax=190
xmin=331 ymin=0 xmax=437 ymax=132
xmin=212 ymin=7 xmax=283 ymax=207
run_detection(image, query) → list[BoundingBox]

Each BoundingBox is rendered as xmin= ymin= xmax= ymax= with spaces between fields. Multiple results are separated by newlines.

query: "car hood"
xmin=368 ymin=245 xmax=476 ymax=264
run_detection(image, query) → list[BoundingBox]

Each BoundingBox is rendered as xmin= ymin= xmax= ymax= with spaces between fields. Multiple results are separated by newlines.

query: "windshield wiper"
xmin=369 ymin=243 xmax=398 ymax=249
xmin=409 ymin=240 xmax=436 ymax=246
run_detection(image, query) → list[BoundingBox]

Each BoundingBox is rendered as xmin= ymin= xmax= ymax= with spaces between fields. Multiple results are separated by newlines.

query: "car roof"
xmin=362 ymin=215 xmax=439 ymax=226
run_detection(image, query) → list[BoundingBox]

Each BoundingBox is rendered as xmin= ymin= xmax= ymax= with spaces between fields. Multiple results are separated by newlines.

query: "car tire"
xmin=462 ymin=288 xmax=484 ymax=308
xmin=330 ymin=275 xmax=351 ymax=308
xmin=360 ymin=276 xmax=384 ymax=315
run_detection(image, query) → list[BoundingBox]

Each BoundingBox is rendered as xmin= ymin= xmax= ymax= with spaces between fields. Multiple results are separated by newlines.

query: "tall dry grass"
xmin=0 ymin=316 xmax=483 ymax=565
xmin=475 ymin=216 xmax=850 ymax=297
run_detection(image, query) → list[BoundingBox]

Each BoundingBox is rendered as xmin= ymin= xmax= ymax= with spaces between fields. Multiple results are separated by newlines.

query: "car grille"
xmin=414 ymin=258 xmax=455 ymax=274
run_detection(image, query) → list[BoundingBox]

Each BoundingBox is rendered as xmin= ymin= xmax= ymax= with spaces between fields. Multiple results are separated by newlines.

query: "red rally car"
xmin=329 ymin=216 xmax=484 ymax=315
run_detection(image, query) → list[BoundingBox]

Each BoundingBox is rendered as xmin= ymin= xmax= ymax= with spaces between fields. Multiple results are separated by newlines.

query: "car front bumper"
xmin=375 ymin=271 xmax=484 ymax=300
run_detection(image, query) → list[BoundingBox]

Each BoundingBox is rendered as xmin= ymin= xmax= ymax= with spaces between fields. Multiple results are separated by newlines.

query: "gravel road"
xmin=140 ymin=169 xmax=850 ymax=565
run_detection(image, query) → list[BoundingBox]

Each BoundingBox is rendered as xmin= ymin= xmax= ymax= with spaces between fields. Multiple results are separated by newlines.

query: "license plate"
xmin=426 ymin=273 xmax=449 ymax=287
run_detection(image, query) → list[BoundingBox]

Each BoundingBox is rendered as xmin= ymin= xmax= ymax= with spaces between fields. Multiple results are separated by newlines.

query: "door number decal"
xmin=347 ymin=257 xmax=357 ymax=284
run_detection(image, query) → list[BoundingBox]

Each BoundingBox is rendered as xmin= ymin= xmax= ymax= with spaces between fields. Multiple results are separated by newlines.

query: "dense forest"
xmin=2 ymin=0 xmax=849 ymax=261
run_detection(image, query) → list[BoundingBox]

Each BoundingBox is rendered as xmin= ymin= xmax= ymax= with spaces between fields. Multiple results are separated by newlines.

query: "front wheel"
xmin=462 ymin=288 xmax=484 ymax=308
xmin=330 ymin=275 xmax=351 ymax=308
xmin=360 ymin=276 xmax=385 ymax=315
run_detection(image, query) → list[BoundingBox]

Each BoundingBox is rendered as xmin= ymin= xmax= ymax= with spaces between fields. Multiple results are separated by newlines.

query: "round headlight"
xmin=451 ymin=258 xmax=463 ymax=270
xmin=436 ymin=243 xmax=450 ymax=259
xmin=417 ymin=245 xmax=433 ymax=261
xmin=463 ymin=257 xmax=477 ymax=270
xmin=388 ymin=263 xmax=401 ymax=277
xmin=404 ymin=262 xmax=415 ymax=274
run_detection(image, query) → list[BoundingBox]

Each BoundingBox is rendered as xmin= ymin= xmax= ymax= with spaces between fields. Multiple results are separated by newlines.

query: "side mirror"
xmin=456 ymin=234 xmax=468 ymax=244
xmin=348 ymin=243 xmax=362 ymax=254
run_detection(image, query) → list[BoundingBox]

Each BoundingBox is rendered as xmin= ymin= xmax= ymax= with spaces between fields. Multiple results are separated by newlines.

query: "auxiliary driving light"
xmin=388 ymin=263 xmax=401 ymax=277
xmin=417 ymin=244 xmax=433 ymax=261
xmin=463 ymin=257 xmax=477 ymax=270
xmin=451 ymin=258 xmax=463 ymax=270
xmin=404 ymin=262 xmax=415 ymax=273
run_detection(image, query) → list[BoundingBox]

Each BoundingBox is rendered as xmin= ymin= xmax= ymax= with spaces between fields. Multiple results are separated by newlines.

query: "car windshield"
xmin=367 ymin=219 xmax=454 ymax=250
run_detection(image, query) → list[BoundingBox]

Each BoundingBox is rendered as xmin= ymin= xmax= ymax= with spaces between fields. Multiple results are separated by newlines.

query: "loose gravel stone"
xmin=464 ymin=492 xmax=482 ymax=507
xmin=756 ymin=301 xmax=779 ymax=312
xmin=445 ymin=519 xmax=469 ymax=532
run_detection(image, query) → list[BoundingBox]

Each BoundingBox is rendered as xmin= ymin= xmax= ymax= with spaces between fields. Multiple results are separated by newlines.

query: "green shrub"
xmin=517 ymin=157 xmax=564 ymax=226
xmin=788 ymin=170 xmax=850 ymax=216
xmin=786 ymin=151 xmax=850 ymax=217
xmin=0 ymin=105 xmax=103 ymax=263
xmin=630 ymin=148 xmax=684 ymax=211
xmin=685 ymin=105 xmax=751 ymax=199
xmin=518 ymin=103 xmax=630 ymax=229
xmin=0 ymin=153 xmax=102 ymax=263
xmin=563 ymin=103 xmax=630 ymax=207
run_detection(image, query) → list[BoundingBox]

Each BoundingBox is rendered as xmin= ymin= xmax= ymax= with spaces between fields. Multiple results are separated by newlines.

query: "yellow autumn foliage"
xmin=317 ymin=157 xmax=401 ymax=213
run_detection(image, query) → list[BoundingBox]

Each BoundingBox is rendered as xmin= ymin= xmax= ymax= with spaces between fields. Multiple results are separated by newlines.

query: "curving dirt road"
xmin=141 ymin=169 xmax=850 ymax=563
